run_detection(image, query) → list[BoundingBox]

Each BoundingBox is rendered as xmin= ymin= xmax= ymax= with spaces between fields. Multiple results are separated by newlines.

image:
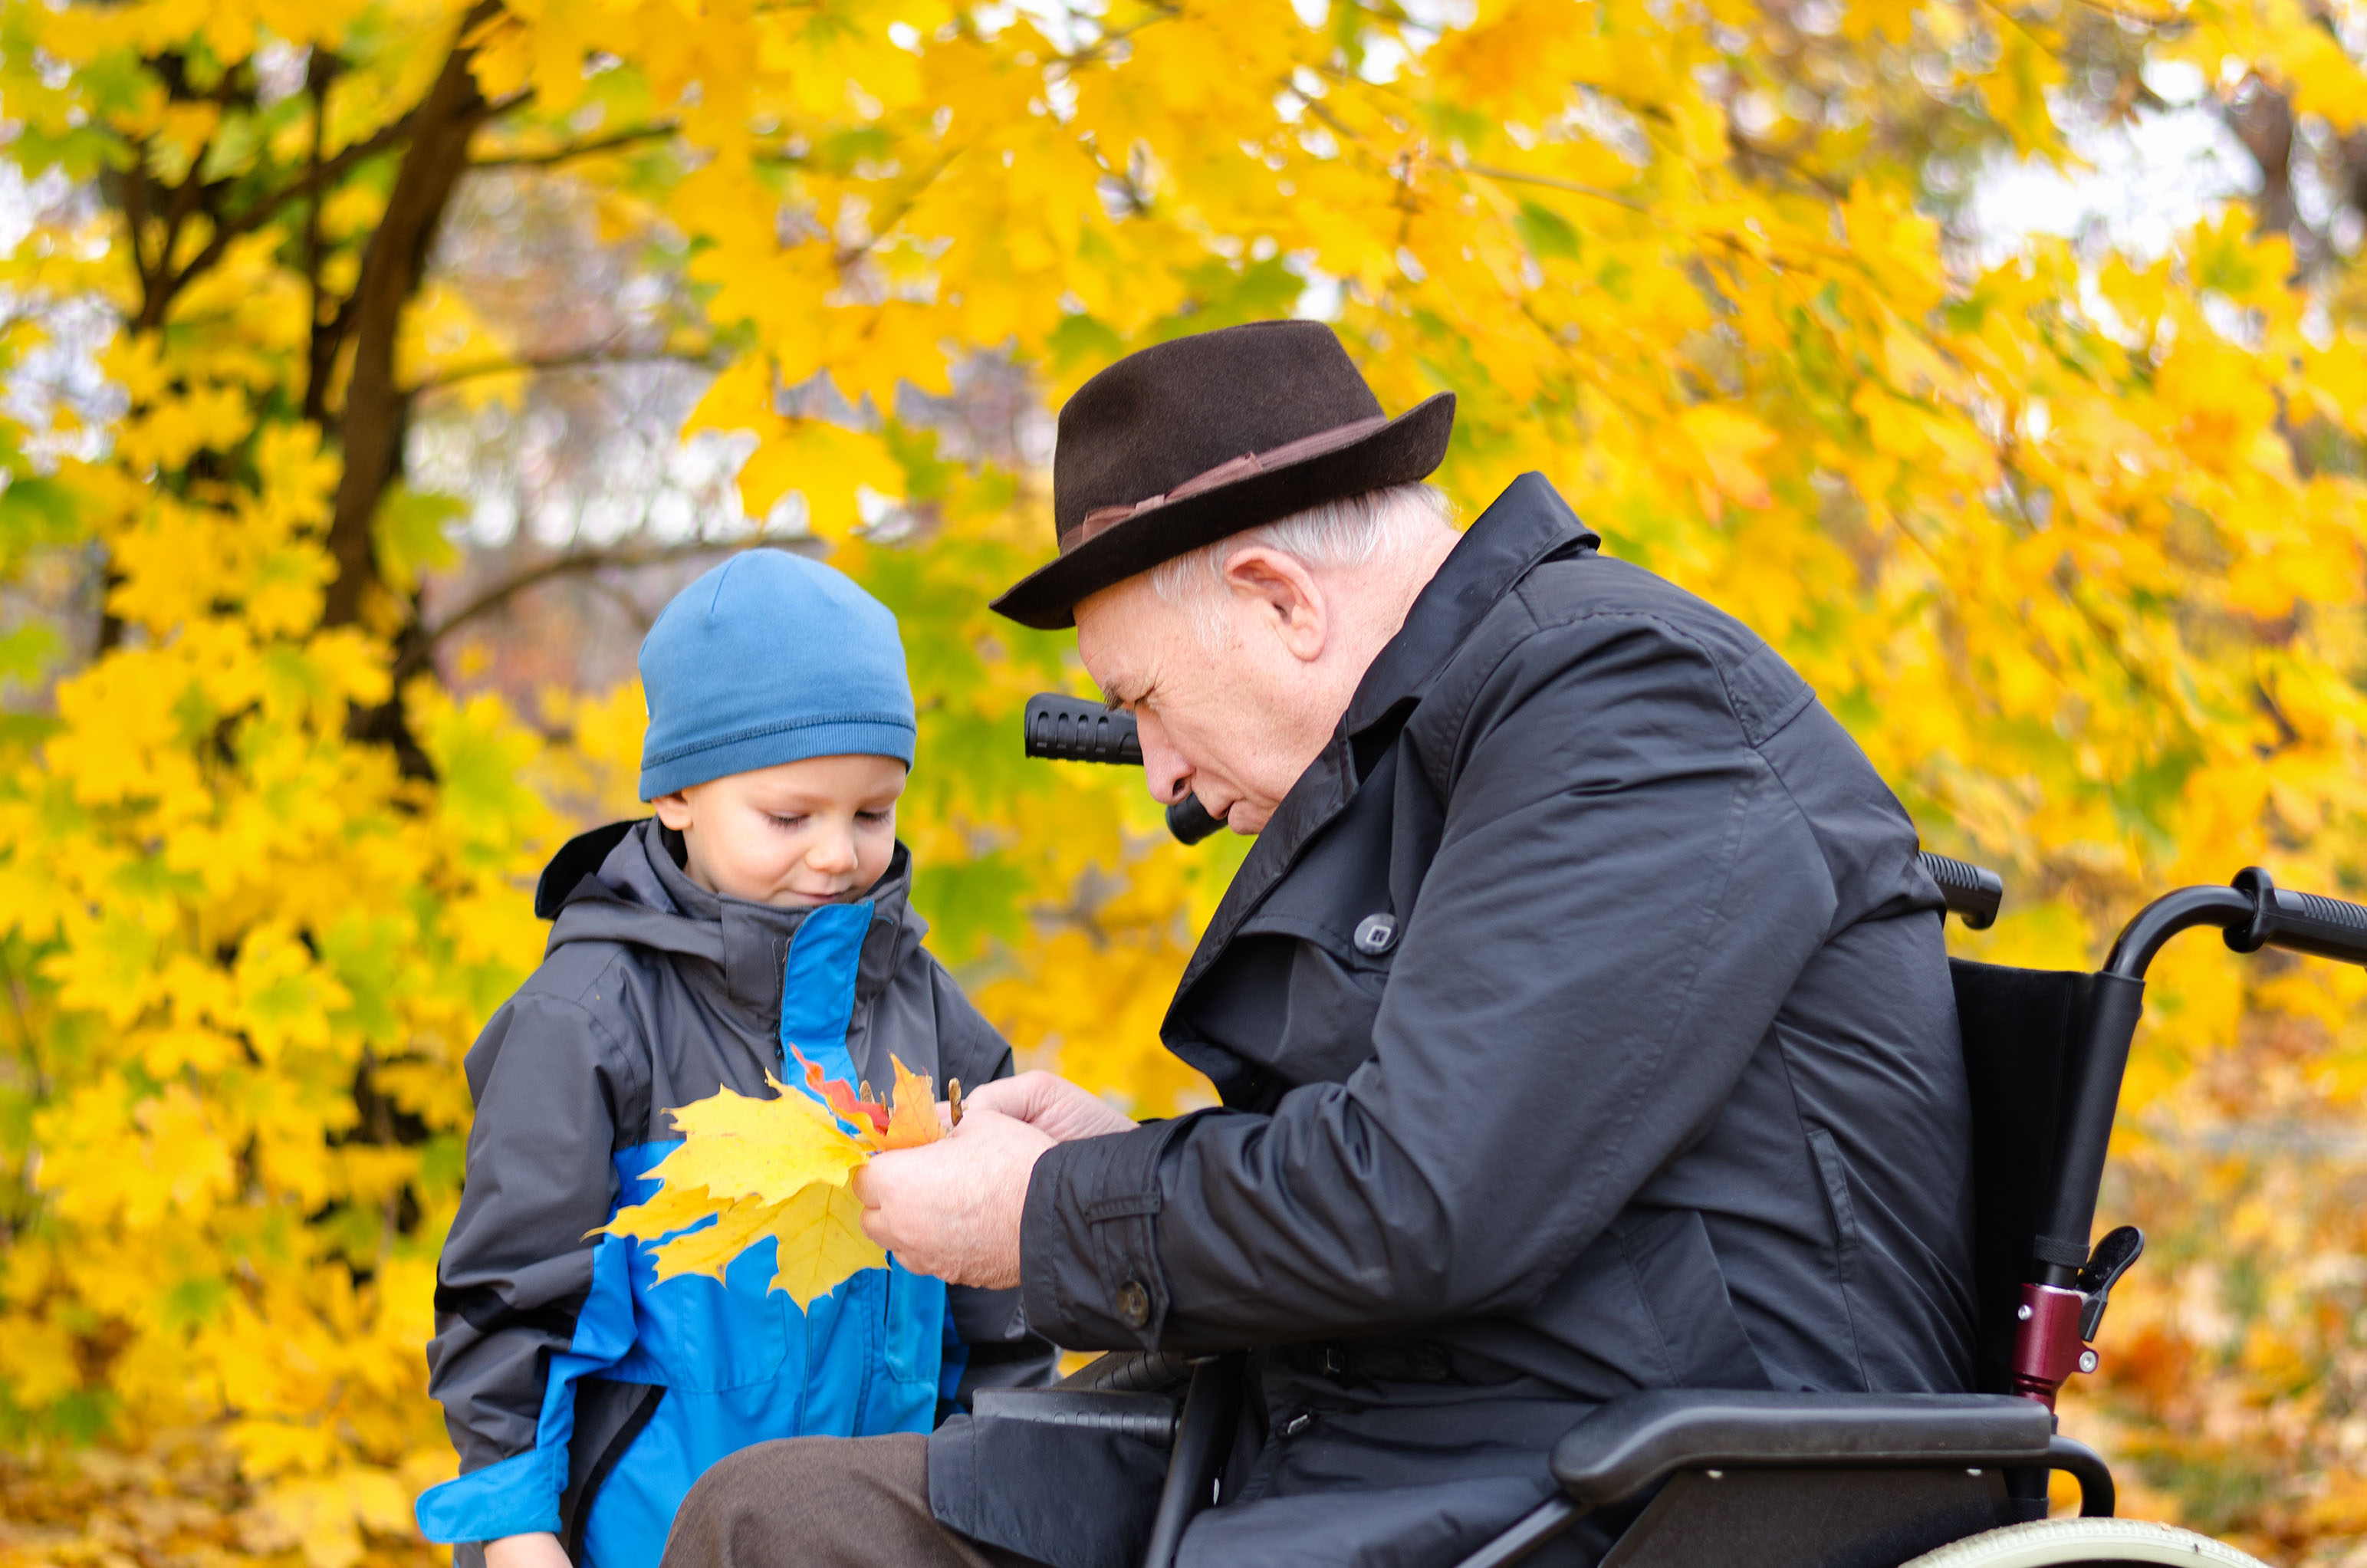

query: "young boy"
xmin=416 ymin=550 xmax=1050 ymax=1568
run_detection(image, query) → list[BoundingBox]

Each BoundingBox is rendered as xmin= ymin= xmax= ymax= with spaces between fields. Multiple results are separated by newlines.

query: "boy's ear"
xmin=650 ymin=791 xmax=694 ymax=830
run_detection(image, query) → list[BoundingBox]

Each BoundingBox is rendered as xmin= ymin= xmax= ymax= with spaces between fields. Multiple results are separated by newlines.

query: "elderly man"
xmin=662 ymin=321 xmax=1977 ymax=1568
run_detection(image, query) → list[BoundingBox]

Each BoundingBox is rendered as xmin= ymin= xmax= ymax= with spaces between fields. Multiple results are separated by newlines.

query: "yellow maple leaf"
xmin=766 ymin=1182 xmax=889 ymax=1306
xmin=599 ymin=1069 xmax=920 ymax=1307
xmin=651 ymin=1076 xmax=873 ymax=1204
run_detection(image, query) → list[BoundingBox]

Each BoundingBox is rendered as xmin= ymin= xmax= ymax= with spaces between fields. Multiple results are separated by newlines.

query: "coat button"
xmin=1353 ymin=913 xmax=1398 ymax=955
xmin=1116 ymin=1279 xmax=1151 ymax=1328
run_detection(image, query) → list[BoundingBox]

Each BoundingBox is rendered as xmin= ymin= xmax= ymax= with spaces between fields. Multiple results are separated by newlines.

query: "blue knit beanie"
xmin=636 ymin=550 xmax=916 ymax=800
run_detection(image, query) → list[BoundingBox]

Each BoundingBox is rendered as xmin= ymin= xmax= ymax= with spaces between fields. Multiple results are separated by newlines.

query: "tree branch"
xmin=119 ymin=151 xmax=157 ymax=306
xmin=402 ymin=538 xmax=751 ymax=676
xmin=468 ymin=122 xmax=678 ymax=169
xmin=406 ymin=344 xmax=722 ymax=394
xmin=303 ymin=52 xmax=337 ymax=424
xmin=153 ymin=110 xmax=423 ymax=319
xmin=1458 ymin=158 xmax=1648 ymax=214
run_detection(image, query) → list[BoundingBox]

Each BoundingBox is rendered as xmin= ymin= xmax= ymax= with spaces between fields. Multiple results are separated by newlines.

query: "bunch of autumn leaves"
xmin=600 ymin=1054 xmax=957 ymax=1306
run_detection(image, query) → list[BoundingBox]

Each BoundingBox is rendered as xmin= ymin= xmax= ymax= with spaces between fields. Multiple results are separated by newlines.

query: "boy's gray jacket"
xmin=426 ymin=823 xmax=1050 ymax=1555
xmin=929 ymin=474 xmax=1980 ymax=1568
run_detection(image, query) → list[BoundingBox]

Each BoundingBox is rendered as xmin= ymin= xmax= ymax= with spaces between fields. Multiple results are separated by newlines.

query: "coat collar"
xmin=547 ymin=818 xmax=925 ymax=1021
xmin=1174 ymin=473 xmax=1597 ymax=995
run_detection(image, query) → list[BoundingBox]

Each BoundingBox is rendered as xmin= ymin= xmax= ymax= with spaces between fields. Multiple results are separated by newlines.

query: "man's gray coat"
xmin=929 ymin=473 xmax=1979 ymax=1568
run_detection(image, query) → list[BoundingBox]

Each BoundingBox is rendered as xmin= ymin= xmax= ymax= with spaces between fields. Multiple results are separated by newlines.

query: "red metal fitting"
xmin=2010 ymin=1282 xmax=2090 ymax=1409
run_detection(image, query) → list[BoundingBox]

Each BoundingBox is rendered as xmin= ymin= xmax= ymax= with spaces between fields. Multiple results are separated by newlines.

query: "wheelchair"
xmin=1009 ymin=694 xmax=2367 ymax=1568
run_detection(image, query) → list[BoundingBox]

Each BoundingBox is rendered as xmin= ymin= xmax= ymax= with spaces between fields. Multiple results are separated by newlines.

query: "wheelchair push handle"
xmin=1021 ymin=692 xmax=1225 ymax=844
xmin=2104 ymin=865 xmax=2367 ymax=978
xmin=1024 ymin=691 xmax=1143 ymax=766
xmin=2226 ymin=866 xmax=2367 ymax=967
xmin=1918 ymin=851 xmax=2003 ymax=930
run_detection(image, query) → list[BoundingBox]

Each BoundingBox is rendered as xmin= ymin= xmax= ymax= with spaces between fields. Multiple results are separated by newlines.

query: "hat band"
xmin=1061 ymin=414 xmax=1392 ymax=552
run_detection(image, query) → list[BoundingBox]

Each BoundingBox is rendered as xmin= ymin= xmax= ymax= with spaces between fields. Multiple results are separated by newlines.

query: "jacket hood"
xmin=538 ymin=818 xmax=927 ymax=1021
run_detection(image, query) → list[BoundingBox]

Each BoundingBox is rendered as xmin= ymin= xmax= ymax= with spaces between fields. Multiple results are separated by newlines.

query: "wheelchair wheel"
xmin=1898 ymin=1517 xmax=2270 ymax=1566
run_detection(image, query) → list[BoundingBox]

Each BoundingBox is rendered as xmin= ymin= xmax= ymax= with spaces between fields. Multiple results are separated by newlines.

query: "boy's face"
xmin=651 ymin=753 xmax=908 ymax=908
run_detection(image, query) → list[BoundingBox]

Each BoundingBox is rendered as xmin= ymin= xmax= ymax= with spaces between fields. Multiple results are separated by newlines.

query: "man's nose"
xmin=1134 ymin=712 xmax=1194 ymax=807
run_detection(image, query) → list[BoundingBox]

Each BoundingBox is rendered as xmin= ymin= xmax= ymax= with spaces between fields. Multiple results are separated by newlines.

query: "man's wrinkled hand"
xmin=852 ymin=1106 xmax=1055 ymax=1289
xmin=962 ymin=1070 xmax=1136 ymax=1142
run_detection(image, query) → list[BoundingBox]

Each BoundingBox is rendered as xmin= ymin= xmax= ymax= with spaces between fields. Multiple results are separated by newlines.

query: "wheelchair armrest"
xmin=961 ymin=1350 xmax=1198 ymax=1448
xmin=970 ymin=1387 xmax=1180 ymax=1444
xmin=1549 ymin=1390 xmax=2055 ymax=1508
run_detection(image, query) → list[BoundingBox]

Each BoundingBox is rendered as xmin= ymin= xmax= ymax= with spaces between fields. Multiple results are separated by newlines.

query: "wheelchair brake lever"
xmin=2075 ymin=1225 xmax=2144 ymax=1343
xmin=2013 ymin=1225 xmax=2145 ymax=1409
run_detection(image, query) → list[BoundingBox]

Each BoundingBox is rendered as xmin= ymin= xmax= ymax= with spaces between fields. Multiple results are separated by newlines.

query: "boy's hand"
xmin=961 ymin=1071 xmax=1137 ymax=1142
xmin=852 ymin=1106 xmax=1055 ymax=1289
xmin=485 ymin=1533 xmax=570 ymax=1568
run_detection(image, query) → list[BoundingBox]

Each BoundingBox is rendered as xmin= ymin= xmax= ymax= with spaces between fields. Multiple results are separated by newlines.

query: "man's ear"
xmin=1220 ymin=547 xmax=1327 ymax=662
xmin=650 ymin=791 xmax=695 ymax=830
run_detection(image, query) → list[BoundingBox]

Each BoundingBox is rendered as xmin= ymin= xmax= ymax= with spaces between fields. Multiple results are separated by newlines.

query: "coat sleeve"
xmin=1017 ymin=603 xmax=1842 ymax=1349
xmin=928 ymin=962 xmax=1060 ymax=1405
xmin=418 ymin=985 xmax=643 ymax=1542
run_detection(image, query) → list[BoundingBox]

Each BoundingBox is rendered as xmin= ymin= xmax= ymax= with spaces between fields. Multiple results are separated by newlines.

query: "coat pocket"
xmin=627 ymin=1234 xmax=793 ymax=1392
xmin=1803 ymin=1123 xmax=1869 ymax=1379
xmin=882 ymin=1260 xmax=948 ymax=1389
xmin=1803 ymin=1123 xmax=1862 ymax=1272
xmin=1613 ymin=1208 xmax=1772 ymax=1390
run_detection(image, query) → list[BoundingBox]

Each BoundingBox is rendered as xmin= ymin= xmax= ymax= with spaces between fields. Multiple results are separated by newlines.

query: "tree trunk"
xmin=319 ymin=1 xmax=501 ymax=632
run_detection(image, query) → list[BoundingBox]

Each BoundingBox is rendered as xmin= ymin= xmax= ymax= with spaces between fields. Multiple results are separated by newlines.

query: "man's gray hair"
xmin=1147 ymin=483 xmax=1455 ymax=641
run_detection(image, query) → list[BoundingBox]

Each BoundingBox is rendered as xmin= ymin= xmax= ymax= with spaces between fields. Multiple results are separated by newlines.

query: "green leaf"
xmin=373 ymin=482 xmax=466 ymax=594
xmin=1513 ymin=200 xmax=1581 ymax=261
xmin=0 ymin=477 xmax=83 ymax=553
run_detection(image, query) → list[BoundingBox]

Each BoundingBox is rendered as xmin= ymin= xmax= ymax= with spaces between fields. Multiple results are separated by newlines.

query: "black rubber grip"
xmin=2228 ymin=866 xmax=2367 ymax=966
xmin=1166 ymin=794 xmax=1224 ymax=845
xmin=1022 ymin=693 xmax=1225 ymax=846
xmin=1024 ymin=692 xmax=1142 ymax=765
xmin=1917 ymin=850 xmax=2004 ymax=931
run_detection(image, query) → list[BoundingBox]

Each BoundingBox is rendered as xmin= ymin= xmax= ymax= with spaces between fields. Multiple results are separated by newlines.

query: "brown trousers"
xmin=660 ymin=1434 xmax=1050 ymax=1568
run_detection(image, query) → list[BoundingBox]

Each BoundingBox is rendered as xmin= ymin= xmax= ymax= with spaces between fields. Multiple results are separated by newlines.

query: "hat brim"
xmin=988 ymin=392 xmax=1457 ymax=631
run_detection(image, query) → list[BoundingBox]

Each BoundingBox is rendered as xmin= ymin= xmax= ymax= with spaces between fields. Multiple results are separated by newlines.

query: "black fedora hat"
xmin=989 ymin=320 xmax=1455 ymax=630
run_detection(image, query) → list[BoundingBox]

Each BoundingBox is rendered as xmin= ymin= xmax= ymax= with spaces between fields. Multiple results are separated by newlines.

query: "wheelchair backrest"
xmin=1947 ymin=959 xmax=2092 ymax=1395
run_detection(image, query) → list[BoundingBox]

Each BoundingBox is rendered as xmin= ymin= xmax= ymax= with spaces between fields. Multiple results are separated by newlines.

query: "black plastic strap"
xmin=2030 ymin=1234 xmax=2089 ymax=1270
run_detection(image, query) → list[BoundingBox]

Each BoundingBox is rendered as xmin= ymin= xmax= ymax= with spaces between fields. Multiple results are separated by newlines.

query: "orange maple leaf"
xmin=790 ymin=1046 xmax=889 ymax=1137
xmin=881 ymin=1055 xmax=945 ymax=1149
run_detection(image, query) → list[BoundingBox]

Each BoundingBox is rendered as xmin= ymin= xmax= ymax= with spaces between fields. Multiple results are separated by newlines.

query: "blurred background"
xmin=1 ymin=0 xmax=2365 ymax=1562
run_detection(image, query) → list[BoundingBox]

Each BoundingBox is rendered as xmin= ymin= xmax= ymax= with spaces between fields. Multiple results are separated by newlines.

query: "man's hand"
xmin=962 ymin=1071 xmax=1137 ymax=1142
xmin=853 ymin=1106 xmax=1056 ymax=1289
xmin=485 ymin=1533 xmax=570 ymax=1568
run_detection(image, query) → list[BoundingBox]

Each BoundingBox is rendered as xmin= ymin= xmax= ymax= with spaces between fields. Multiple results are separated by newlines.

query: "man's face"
xmin=1073 ymin=570 xmax=1331 ymax=836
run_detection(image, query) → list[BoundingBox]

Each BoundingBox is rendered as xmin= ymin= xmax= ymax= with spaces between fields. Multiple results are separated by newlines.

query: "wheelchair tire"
xmin=1896 ymin=1517 xmax=2270 ymax=1567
